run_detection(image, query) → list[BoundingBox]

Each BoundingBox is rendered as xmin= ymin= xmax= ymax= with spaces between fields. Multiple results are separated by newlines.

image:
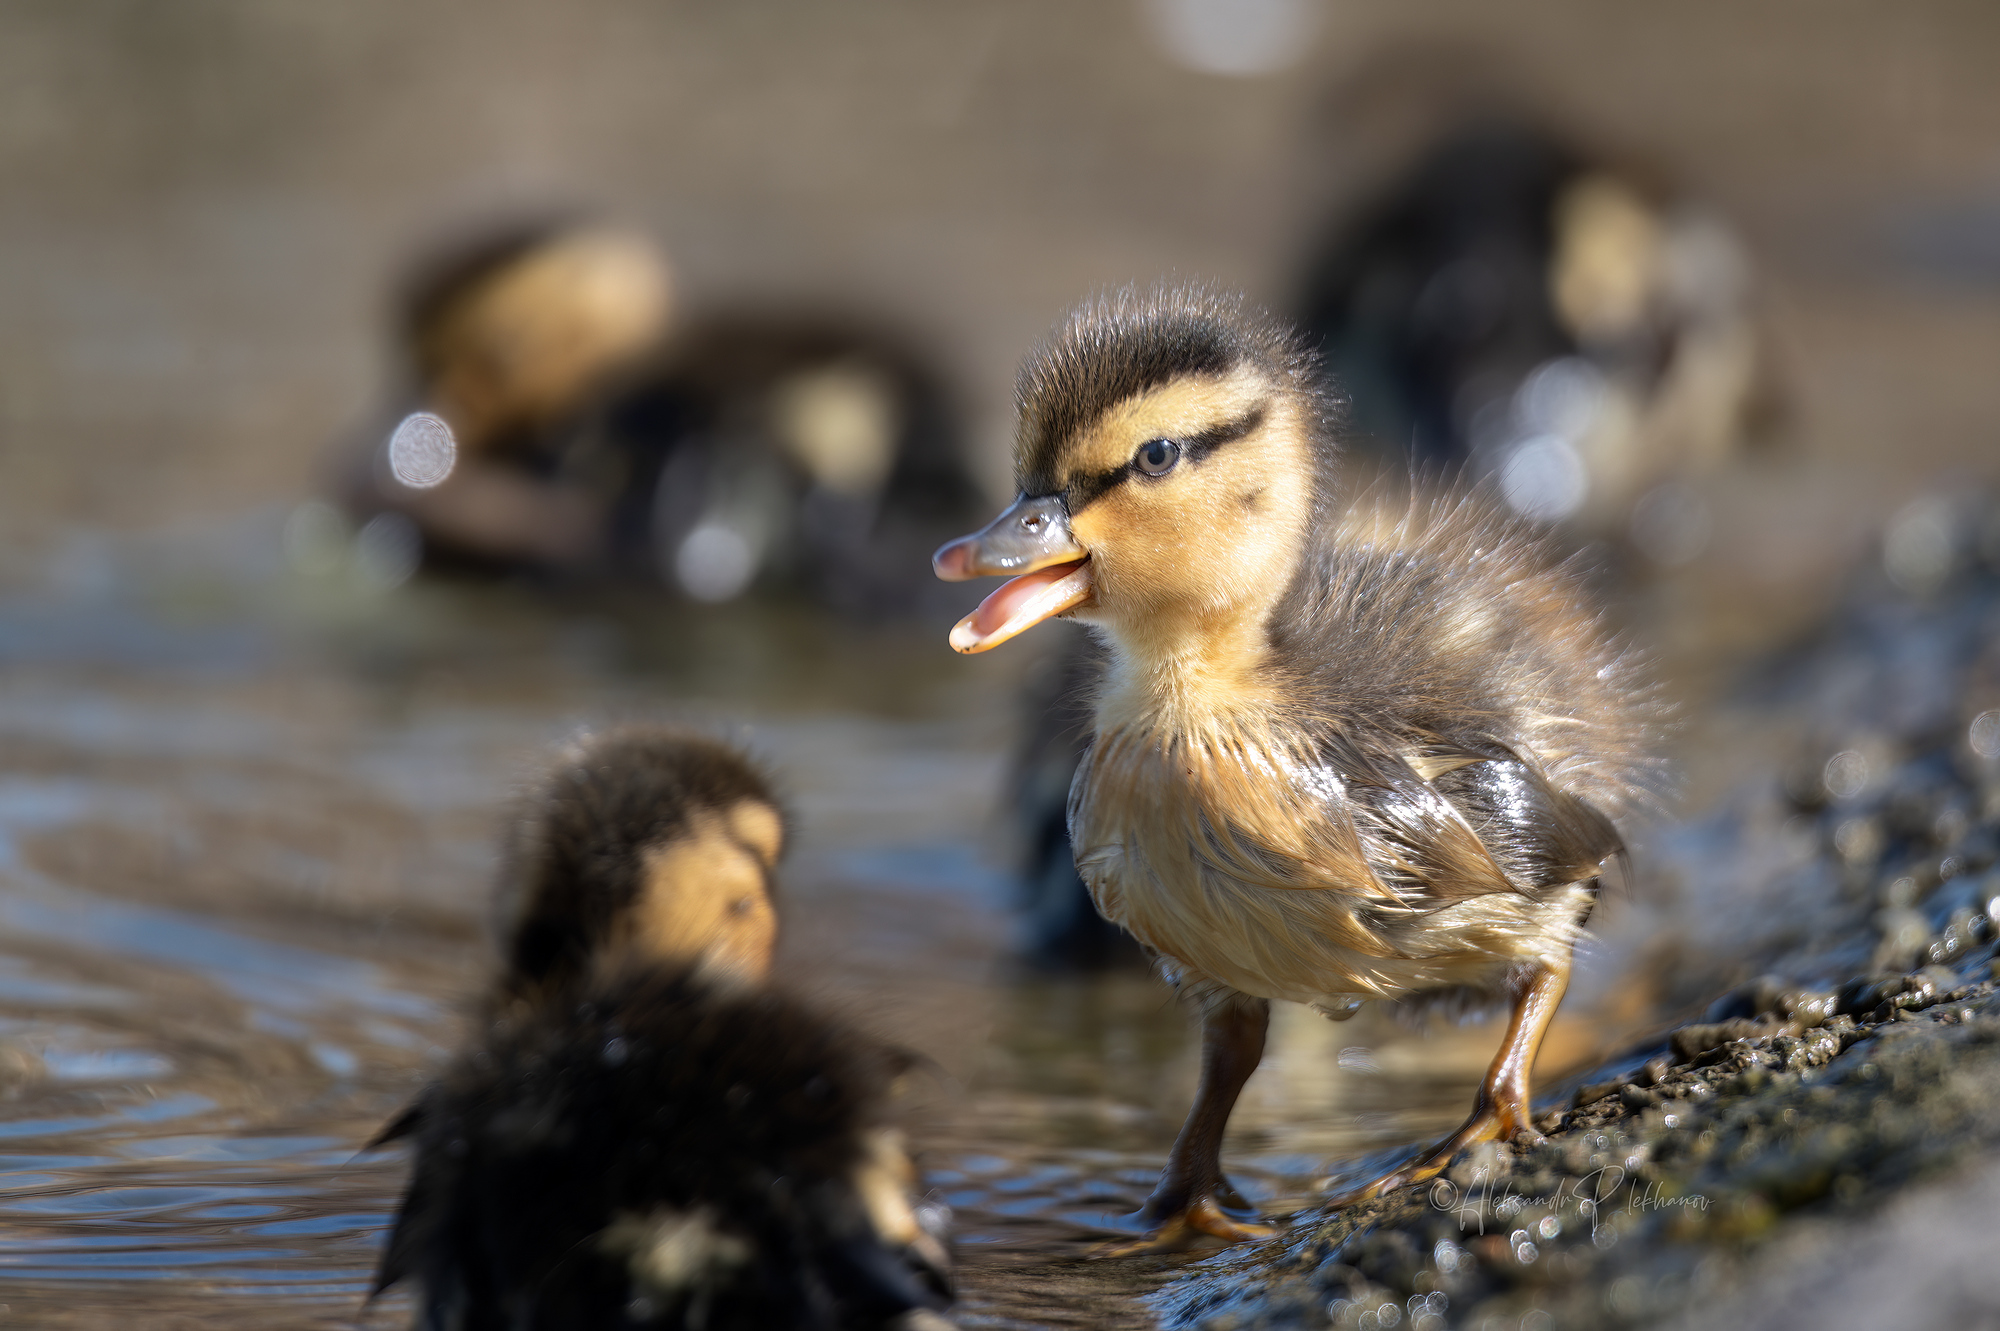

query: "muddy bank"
xmin=1145 ymin=496 xmax=2000 ymax=1330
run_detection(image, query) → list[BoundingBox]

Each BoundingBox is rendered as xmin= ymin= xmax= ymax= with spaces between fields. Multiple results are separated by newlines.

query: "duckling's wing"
xmin=1316 ymin=731 xmax=1517 ymax=905
xmin=1333 ymin=734 xmax=1621 ymax=907
xmin=369 ymin=1128 xmax=451 ymax=1302
xmin=1417 ymin=745 xmax=1624 ymax=896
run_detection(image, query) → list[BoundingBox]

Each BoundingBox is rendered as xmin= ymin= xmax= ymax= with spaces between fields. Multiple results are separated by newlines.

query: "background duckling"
xmin=345 ymin=219 xmax=678 ymax=573
xmin=373 ymin=962 xmax=954 ymax=1330
xmin=336 ymin=219 xmax=985 ymax=613
xmin=1005 ymin=626 xmax=1143 ymax=969
xmin=1296 ymin=113 xmax=1780 ymax=552
xmin=488 ymin=725 xmax=787 ymax=1002
xmin=373 ymin=726 xmax=955 ymax=1327
xmin=935 ymin=285 xmax=1663 ymax=1250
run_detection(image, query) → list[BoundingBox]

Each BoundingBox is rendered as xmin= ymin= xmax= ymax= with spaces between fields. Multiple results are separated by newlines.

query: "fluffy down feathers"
xmin=491 ymin=727 xmax=783 ymax=999
xmin=373 ymin=964 xmax=951 ymax=1330
xmin=1030 ymin=286 xmax=1665 ymax=1011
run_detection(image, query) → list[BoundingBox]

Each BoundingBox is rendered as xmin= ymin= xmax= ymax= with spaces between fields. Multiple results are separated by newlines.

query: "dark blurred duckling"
xmin=378 ymin=959 xmax=956 ymax=1319
xmin=372 ymin=728 xmax=954 ymax=1326
xmin=336 ymin=220 xmax=985 ymax=612
xmin=1006 ymin=626 xmax=1143 ymax=968
xmin=1297 ymin=116 xmax=1776 ymax=552
xmin=376 ymin=963 xmax=953 ymax=1330
xmin=935 ymin=286 xmax=1662 ymax=1249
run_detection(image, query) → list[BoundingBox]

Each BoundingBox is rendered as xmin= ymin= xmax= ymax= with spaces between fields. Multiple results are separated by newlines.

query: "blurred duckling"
xmin=1006 ymin=627 xmax=1143 ymax=968
xmin=372 ymin=727 xmax=955 ymax=1327
xmin=1296 ymin=115 xmax=1778 ymax=557
xmin=334 ymin=219 xmax=984 ymax=612
xmin=344 ymin=220 xmax=677 ymax=573
xmin=487 ymin=726 xmax=787 ymax=1002
xmin=934 ymin=286 xmax=1662 ymax=1249
xmin=375 ymin=963 xmax=953 ymax=1330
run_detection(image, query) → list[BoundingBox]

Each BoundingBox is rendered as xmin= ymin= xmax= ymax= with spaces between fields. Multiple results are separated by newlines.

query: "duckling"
xmin=374 ymin=962 xmax=955 ymax=1329
xmin=336 ymin=220 xmax=985 ymax=612
xmin=342 ymin=220 xmax=677 ymax=573
xmin=371 ymin=728 xmax=954 ymax=1326
xmin=1006 ymin=627 xmax=1143 ymax=969
xmin=488 ymin=725 xmax=788 ymax=1002
xmin=933 ymin=286 xmax=1661 ymax=1249
xmin=1297 ymin=115 xmax=1777 ymax=547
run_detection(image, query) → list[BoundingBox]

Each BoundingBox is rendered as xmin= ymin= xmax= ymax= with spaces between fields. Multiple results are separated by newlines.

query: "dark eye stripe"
xmin=1063 ymin=403 xmax=1268 ymax=512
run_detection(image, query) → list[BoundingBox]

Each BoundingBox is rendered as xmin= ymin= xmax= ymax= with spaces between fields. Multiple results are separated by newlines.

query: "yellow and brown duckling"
xmin=934 ymin=286 xmax=1662 ymax=1250
xmin=372 ymin=727 xmax=954 ymax=1328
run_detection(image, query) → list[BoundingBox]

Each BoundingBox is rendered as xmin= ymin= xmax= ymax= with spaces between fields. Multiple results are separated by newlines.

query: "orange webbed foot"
xmin=1324 ymin=1103 xmax=1543 ymax=1210
xmin=1097 ymin=1195 xmax=1276 ymax=1256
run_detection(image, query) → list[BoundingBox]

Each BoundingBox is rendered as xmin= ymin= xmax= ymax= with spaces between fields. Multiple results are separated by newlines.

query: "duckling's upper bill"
xmin=933 ymin=286 xmax=1324 ymax=653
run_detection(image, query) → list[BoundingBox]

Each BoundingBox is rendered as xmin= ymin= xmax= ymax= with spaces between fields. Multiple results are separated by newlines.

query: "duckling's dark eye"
xmin=1135 ymin=438 xmax=1180 ymax=477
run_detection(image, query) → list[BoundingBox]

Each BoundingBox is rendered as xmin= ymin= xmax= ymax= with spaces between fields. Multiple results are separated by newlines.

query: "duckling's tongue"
xmin=948 ymin=558 xmax=1092 ymax=654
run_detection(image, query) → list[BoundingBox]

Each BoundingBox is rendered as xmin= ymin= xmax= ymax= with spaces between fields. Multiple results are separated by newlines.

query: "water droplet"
xmin=1500 ymin=435 xmax=1588 ymax=522
xmin=1822 ymin=750 xmax=1869 ymax=800
xmin=387 ymin=412 xmax=457 ymax=490
xmin=1141 ymin=0 xmax=1317 ymax=76
xmin=675 ymin=521 xmax=757 ymax=602
xmin=1969 ymin=710 xmax=2000 ymax=760
xmin=1883 ymin=495 xmax=1956 ymax=593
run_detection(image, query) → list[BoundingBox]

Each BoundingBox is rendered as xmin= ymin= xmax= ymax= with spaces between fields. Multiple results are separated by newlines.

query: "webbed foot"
xmin=1324 ymin=1103 xmax=1542 ymax=1208
xmin=1098 ymin=1193 xmax=1275 ymax=1255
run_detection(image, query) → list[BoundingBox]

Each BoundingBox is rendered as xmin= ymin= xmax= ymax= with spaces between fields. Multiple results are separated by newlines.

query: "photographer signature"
xmin=1426 ymin=1165 xmax=1709 ymax=1233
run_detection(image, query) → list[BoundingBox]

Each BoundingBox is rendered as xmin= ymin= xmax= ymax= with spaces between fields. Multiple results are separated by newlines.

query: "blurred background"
xmin=0 ymin=1 xmax=1997 ymax=1326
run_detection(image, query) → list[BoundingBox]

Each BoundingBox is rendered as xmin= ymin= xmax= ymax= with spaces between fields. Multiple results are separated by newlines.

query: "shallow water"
xmin=0 ymin=540 xmax=1805 ymax=1329
xmin=0 ymin=559 xmax=1531 ymax=1329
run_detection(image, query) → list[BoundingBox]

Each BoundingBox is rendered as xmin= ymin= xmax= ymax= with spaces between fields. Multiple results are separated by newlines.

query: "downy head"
xmin=493 ymin=726 xmax=786 ymax=1000
xmin=934 ymin=286 xmax=1334 ymax=675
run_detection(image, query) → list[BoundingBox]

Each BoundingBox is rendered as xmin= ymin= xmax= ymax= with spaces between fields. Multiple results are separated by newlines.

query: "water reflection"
xmin=0 ymin=592 xmax=1545 ymax=1328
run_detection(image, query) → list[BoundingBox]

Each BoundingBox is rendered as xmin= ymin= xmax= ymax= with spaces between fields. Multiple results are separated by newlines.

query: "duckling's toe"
xmin=1325 ymin=1102 xmax=1544 ymax=1209
xmin=1097 ymin=1196 xmax=1275 ymax=1256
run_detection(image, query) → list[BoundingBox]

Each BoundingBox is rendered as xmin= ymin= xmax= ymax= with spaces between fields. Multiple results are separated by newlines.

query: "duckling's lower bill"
xmin=933 ymin=493 xmax=1093 ymax=653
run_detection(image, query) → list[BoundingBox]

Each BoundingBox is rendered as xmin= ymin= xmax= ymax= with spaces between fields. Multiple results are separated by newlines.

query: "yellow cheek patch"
xmin=633 ymin=805 xmax=780 ymax=981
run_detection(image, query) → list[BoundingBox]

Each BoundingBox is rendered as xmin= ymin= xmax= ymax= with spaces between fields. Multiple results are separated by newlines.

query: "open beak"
xmin=932 ymin=494 xmax=1092 ymax=654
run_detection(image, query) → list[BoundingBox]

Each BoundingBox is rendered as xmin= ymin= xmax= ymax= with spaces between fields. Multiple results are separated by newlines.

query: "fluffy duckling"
xmin=372 ymin=728 xmax=954 ymax=1327
xmin=1297 ymin=115 xmax=1776 ymax=545
xmin=337 ymin=219 xmax=984 ymax=611
xmin=934 ymin=286 xmax=1661 ymax=1249
xmin=488 ymin=726 xmax=788 ymax=1002
xmin=374 ymin=964 xmax=953 ymax=1330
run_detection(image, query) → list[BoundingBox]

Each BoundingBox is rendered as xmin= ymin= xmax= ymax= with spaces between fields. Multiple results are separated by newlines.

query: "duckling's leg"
xmin=1109 ymin=991 xmax=1274 ymax=1254
xmin=1328 ymin=951 xmax=1571 ymax=1208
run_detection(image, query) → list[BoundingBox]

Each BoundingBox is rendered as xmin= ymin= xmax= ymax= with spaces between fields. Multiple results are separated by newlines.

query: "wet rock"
xmin=1157 ymin=986 xmax=2000 ymax=1331
xmin=1669 ymin=1018 xmax=1799 ymax=1062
